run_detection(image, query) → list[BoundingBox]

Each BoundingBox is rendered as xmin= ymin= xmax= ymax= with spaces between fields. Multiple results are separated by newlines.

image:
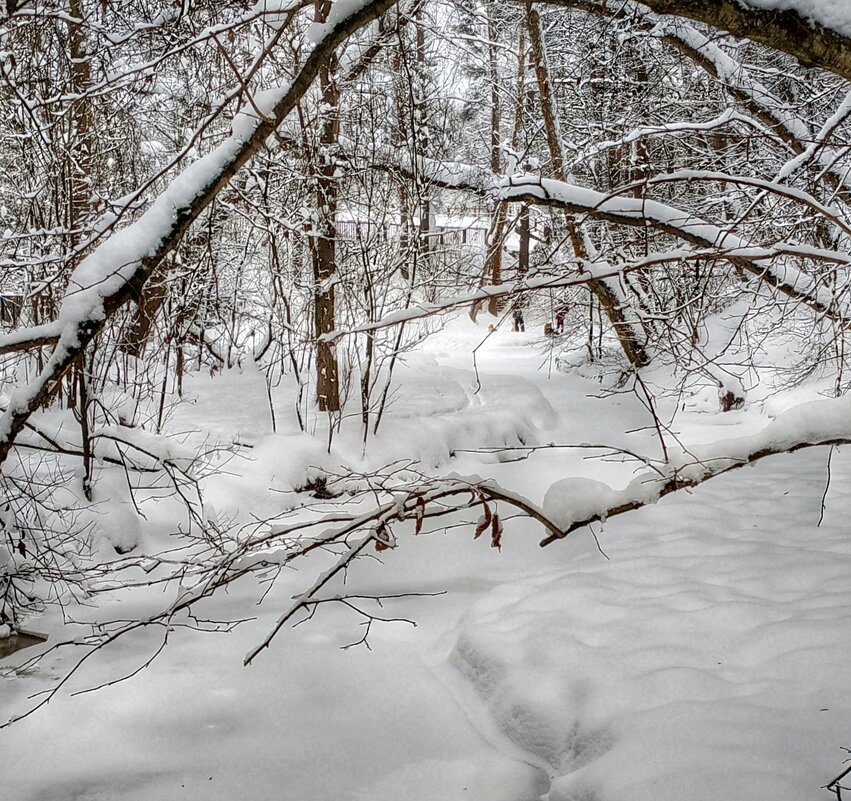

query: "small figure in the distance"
xmin=554 ymin=305 xmax=567 ymax=334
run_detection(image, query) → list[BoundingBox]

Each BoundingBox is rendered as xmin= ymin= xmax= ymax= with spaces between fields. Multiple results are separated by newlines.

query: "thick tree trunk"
xmin=627 ymin=0 xmax=851 ymax=82
xmin=122 ymin=267 xmax=168 ymax=359
xmin=310 ymin=0 xmax=341 ymax=413
xmin=517 ymin=205 xmax=530 ymax=276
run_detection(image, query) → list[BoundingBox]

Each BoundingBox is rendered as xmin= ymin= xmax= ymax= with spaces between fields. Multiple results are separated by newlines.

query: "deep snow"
xmin=2 ymin=317 xmax=851 ymax=801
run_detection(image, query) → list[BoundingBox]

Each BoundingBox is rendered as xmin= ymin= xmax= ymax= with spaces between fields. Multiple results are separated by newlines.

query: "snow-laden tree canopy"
xmin=2 ymin=2 xmax=851 ymax=797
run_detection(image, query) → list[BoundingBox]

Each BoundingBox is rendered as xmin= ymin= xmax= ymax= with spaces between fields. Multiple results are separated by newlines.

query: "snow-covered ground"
xmin=2 ymin=317 xmax=851 ymax=800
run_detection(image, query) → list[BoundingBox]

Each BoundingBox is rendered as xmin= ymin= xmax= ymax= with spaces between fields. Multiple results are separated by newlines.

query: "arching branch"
xmin=535 ymin=0 xmax=851 ymax=81
xmin=373 ymin=154 xmax=851 ymax=326
xmin=0 ymin=0 xmax=397 ymax=467
xmin=540 ymin=0 xmax=851 ymax=202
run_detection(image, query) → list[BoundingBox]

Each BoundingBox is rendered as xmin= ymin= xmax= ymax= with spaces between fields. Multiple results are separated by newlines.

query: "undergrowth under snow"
xmin=1 ymin=316 xmax=850 ymax=801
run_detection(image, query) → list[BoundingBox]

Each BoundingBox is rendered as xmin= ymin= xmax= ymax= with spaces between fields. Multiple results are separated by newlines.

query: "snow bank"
xmin=4 ymin=317 xmax=850 ymax=801
xmin=368 ymin=357 xmax=555 ymax=468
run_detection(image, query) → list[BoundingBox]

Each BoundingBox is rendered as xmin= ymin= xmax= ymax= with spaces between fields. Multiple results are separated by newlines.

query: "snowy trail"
xmin=1 ymin=321 xmax=570 ymax=801
xmin=2 ymin=317 xmax=851 ymax=800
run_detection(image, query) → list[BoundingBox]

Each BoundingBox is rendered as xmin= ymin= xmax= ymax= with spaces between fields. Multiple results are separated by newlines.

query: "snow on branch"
xmin=392 ymin=155 xmax=851 ymax=323
xmin=624 ymin=170 xmax=851 ymax=239
xmin=0 ymin=0 xmax=397 ymax=468
xmin=546 ymin=1 xmax=851 ymax=201
xmin=555 ymin=0 xmax=851 ymax=80
xmin=321 ymin=247 xmax=754 ymax=342
xmin=0 ymin=324 xmax=60 ymax=356
xmin=654 ymin=16 xmax=851 ymax=197
xmin=493 ymin=172 xmax=851 ymax=313
xmin=540 ymin=394 xmax=851 ymax=546
xmin=567 ymin=110 xmax=769 ymax=172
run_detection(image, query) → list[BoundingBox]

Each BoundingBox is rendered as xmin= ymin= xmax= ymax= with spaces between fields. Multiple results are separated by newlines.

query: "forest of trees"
xmin=1 ymin=0 xmax=851 ymax=711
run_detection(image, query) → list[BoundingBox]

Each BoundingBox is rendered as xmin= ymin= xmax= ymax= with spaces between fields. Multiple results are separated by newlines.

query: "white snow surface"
xmin=2 ymin=318 xmax=851 ymax=800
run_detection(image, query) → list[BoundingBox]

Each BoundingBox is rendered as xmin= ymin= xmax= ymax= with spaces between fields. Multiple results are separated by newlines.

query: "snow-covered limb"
xmin=592 ymin=0 xmax=851 ymax=79
xmin=0 ymin=323 xmax=60 ymax=356
xmin=540 ymin=394 xmax=851 ymax=546
xmin=567 ymin=110 xmax=768 ymax=172
xmin=775 ymin=88 xmax=851 ymax=185
xmin=322 ymin=238 xmax=851 ymax=343
xmin=495 ymin=172 xmax=851 ymax=285
xmin=652 ymin=16 xmax=851 ymax=198
xmin=14 ymin=389 xmax=851 ymax=702
xmin=0 ymin=0 xmax=397 ymax=468
xmin=1 ymin=2 xmax=309 ymax=104
xmin=91 ymin=425 xmax=198 ymax=473
xmin=622 ymin=170 xmax=851 ymax=240
xmin=319 ymin=277 xmax=544 ymax=339
xmin=320 ymin=267 xmax=641 ymax=341
xmin=546 ymin=1 xmax=851 ymax=201
xmin=367 ymin=141 xmax=851 ymax=325
xmin=408 ymin=157 xmax=851 ymax=321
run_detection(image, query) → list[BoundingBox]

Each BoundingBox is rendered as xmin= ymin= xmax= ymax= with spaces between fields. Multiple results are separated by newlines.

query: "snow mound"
xmin=543 ymin=477 xmax=620 ymax=529
xmin=362 ymin=356 xmax=556 ymax=468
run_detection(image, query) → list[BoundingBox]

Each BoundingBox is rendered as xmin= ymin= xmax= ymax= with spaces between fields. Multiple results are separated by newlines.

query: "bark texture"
xmin=310 ymin=0 xmax=342 ymax=413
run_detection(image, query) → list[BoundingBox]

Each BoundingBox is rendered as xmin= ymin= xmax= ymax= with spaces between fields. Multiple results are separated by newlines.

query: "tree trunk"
xmin=526 ymin=3 xmax=648 ymax=368
xmin=484 ymin=10 xmax=504 ymax=316
xmin=310 ymin=0 xmax=341 ymax=413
